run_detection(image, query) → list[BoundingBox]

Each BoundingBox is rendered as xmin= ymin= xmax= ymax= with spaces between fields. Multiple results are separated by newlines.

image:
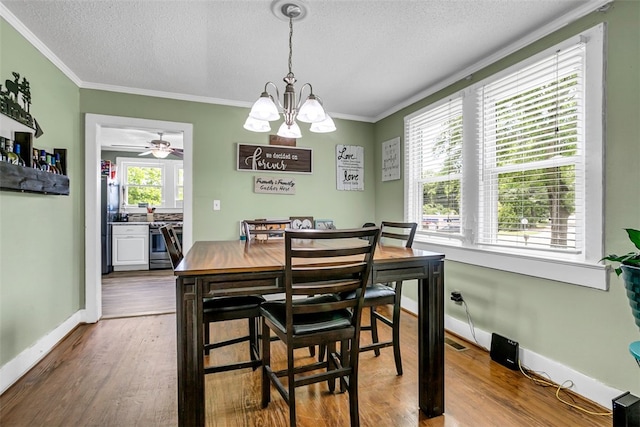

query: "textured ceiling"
xmin=1 ymin=0 xmax=605 ymax=129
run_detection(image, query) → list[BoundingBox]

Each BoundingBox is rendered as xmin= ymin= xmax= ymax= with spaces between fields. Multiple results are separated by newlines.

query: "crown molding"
xmin=374 ymin=0 xmax=612 ymax=122
xmin=0 ymin=4 xmax=82 ymax=87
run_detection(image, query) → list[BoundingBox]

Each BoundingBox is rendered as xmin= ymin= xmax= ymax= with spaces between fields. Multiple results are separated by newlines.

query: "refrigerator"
xmin=101 ymin=176 xmax=120 ymax=274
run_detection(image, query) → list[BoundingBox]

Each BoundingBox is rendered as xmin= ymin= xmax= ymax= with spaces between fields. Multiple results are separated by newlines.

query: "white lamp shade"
xmin=296 ymin=97 xmax=326 ymax=123
xmin=249 ymin=95 xmax=280 ymax=121
xmin=243 ymin=116 xmax=271 ymax=133
xmin=277 ymin=121 xmax=302 ymax=138
xmin=152 ymin=149 xmax=171 ymax=159
xmin=310 ymin=114 xmax=336 ymax=133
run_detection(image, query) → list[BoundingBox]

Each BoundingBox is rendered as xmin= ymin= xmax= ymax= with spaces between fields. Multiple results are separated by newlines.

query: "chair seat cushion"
xmin=203 ymin=295 xmax=265 ymax=314
xmin=341 ymin=283 xmax=396 ymax=301
xmin=260 ymin=294 xmax=352 ymax=335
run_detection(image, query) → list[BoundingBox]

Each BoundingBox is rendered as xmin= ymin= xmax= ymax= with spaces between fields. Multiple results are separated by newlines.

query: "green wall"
xmin=0 ymin=18 xmax=82 ymax=365
xmin=373 ymin=1 xmax=640 ymax=394
xmin=80 ymin=91 xmax=376 ymax=241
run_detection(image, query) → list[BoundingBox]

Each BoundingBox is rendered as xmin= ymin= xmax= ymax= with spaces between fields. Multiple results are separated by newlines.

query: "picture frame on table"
xmin=290 ymin=216 xmax=314 ymax=230
xmin=314 ymin=219 xmax=335 ymax=230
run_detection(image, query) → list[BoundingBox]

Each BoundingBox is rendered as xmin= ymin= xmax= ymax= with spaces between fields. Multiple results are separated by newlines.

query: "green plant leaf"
xmin=626 ymin=228 xmax=640 ymax=251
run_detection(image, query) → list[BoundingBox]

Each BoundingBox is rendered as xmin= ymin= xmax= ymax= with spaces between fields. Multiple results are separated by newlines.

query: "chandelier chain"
xmin=288 ymin=16 xmax=294 ymax=75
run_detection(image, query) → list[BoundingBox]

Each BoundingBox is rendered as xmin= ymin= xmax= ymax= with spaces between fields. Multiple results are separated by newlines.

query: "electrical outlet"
xmin=450 ymin=291 xmax=464 ymax=304
xmin=213 ymin=200 xmax=221 ymax=211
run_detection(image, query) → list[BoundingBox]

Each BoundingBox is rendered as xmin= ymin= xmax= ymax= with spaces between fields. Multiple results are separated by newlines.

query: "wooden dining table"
xmin=173 ymin=238 xmax=445 ymax=426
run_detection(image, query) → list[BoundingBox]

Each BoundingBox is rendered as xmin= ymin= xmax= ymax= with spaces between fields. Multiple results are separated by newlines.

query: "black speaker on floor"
xmin=490 ymin=333 xmax=519 ymax=370
xmin=613 ymin=392 xmax=640 ymax=427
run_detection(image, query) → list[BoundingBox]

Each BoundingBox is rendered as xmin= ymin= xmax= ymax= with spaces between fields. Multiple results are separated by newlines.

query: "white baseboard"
xmin=400 ymin=298 xmax=622 ymax=409
xmin=444 ymin=315 xmax=623 ymax=408
xmin=0 ymin=310 xmax=84 ymax=395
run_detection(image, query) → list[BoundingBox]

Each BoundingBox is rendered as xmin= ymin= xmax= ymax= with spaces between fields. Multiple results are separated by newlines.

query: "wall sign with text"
xmin=254 ymin=176 xmax=296 ymax=195
xmin=336 ymin=145 xmax=364 ymax=191
xmin=237 ymin=143 xmax=312 ymax=174
xmin=382 ymin=137 xmax=401 ymax=181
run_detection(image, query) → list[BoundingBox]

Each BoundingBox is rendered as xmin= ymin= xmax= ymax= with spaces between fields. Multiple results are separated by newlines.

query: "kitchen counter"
xmin=109 ymin=222 xmax=150 ymax=225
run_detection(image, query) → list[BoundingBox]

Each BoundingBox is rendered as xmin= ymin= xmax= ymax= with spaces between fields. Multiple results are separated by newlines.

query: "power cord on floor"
xmin=518 ymin=359 xmax=613 ymax=417
xmin=461 ymin=300 xmax=489 ymax=351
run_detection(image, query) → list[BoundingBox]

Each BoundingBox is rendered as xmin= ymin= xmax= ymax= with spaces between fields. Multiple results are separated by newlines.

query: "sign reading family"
xmin=336 ymin=145 xmax=364 ymax=191
xmin=237 ymin=143 xmax=312 ymax=174
xmin=254 ymin=176 xmax=296 ymax=195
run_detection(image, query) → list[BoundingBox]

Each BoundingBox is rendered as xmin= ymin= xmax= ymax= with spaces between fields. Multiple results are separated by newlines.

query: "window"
xmin=405 ymin=97 xmax=464 ymax=237
xmin=404 ymin=24 xmax=605 ymax=289
xmin=117 ymin=157 xmax=183 ymax=210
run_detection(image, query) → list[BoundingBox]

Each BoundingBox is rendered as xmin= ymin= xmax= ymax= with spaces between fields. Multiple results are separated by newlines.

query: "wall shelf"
xmin=0 ymin=161 xmax=69 ymax=195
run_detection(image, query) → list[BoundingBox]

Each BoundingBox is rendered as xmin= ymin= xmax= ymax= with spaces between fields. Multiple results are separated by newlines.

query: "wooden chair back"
xmin=242 ymin=219 xmax=292 ymax=243
xmin=380 ymin=221 xmax=417 ymax=248
xmin=160 ymin=225 xmax=183 ymax=270
xmin=283 ymin=227 xmax=379 ymax=337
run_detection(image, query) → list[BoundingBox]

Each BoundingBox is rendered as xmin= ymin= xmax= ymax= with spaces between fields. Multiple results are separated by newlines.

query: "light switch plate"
xmin=213 ymin=200 xmax=221 ymax=211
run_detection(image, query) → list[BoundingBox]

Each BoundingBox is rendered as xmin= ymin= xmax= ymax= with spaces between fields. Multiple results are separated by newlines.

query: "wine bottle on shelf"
xmin=0 ymin=137 xmax=7 ymax=162
xmin=5 ymin=139 xmax=19 ymax=165
xmin=14 ymin=143 xmax=26 ymax=167
xmin=32 ymin=148 xmax=39 ymax=168
xmin=55 ymin=153 xmax=64 ymax=175
xmin=47 ymin=153 xmax=58 ymax=174
xmin=38 ymin=149 xmax=49 ymax=171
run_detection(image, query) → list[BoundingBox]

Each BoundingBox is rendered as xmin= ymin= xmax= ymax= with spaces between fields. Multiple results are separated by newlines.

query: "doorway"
xmin=84 ymin=114 xmax=193 ymax=323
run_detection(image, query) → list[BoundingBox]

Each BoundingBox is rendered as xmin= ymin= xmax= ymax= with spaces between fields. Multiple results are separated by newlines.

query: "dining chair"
xmin=260 ymin=227 xmax=379 ymax=427
xmin=160 ymin=224 xmax=265 ymax=373
xmin=343 ymin=221 xmax=417 ymax=376
xmin=242 ymin=219 xmax=292 ymax=243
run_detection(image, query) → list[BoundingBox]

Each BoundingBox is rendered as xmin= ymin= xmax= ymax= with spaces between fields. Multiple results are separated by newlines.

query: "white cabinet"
xmin=112 ymin=224 xmax=149 ymax=271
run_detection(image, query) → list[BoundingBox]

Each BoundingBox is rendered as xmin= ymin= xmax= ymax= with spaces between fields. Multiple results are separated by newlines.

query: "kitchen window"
xmin=117 ymin=157 xmax=183 ymax=210
xmin=404 ymin=24 xmax=606 ymax=289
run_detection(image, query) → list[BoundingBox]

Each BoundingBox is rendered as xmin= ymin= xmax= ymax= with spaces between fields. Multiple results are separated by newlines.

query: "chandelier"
xmin=244 ymin=1 xmax=336 ymax=138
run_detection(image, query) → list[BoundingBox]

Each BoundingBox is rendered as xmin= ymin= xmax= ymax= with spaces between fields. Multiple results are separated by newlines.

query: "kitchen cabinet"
xmin=112 ymin=224 xmax=149 ymax=271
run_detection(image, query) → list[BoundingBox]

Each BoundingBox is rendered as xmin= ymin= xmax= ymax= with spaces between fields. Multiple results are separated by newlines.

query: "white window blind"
xmin=405 ymin=97 xmax=463 ymax=237
xmin=403 ymin=24 xmax=605 ymax=288
xmin=477 ymin=44 xmax=585 ymax=252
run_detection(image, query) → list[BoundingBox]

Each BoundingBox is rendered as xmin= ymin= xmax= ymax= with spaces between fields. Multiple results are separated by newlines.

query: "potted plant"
xmin=602 ymin=228 xmax=640 ymax=329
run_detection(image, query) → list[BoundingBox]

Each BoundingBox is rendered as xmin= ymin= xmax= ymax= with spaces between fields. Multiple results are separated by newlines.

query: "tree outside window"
xmin=126 ymin=165 xmax=163 ymax=206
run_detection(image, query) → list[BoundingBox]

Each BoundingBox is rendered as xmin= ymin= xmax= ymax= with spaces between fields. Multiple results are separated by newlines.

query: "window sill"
xmin=414 ymin=238 xmax=609 ymax=290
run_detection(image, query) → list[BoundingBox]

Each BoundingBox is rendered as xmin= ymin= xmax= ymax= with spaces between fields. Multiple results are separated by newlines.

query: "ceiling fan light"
xmin=310 ymin=114 xmax=336 ymax=133
xmin=152 ymin=148 xmax=171 ymax=159
xmin=296 ymin=96 xmax=326 ymax=123
xmin=277 ymin=121 xmax=302 ymax=139
xmin=249 ymin=93 xmax=280 ymax=121
xmin=243 ymin=116 xmax=271 ymax=133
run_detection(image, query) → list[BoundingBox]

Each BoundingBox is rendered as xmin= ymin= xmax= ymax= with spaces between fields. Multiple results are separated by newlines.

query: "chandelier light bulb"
xmin=309 ymin=114 xmax=336 ymax=133
xmin=249 ymin=93 xmax=280 ymax=121
xmin=243 ymin=116 xmax=272 ymax=132
xmin=296 ymin=95 xmax=326 ymax=123
xmin=277 ymin=121 xmax=302 ymax=138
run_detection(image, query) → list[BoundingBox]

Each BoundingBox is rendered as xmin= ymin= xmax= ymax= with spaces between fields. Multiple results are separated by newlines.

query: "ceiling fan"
xmin=138 ymin=133 xmax=183 ymax=159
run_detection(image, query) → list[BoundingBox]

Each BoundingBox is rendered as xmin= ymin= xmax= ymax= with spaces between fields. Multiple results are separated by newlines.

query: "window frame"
xmin=404 ymin=24 xmax=606 ymax=290
xmin=117 ymin=157 xmax=184 ymax=212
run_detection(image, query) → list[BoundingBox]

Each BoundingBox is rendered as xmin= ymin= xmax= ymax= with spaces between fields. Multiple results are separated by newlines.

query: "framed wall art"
xmin=237 ymin=143 xmax=312 ymax=174
xmin=314 ymin=219 xmax=335 ymax=230
xmin=290 ymin=216 xmax=314 ymax=229
xmin=336 ymin=145 xmax=364 ymax=191
xmin=382 ymin=137 xmax=401 ymax=181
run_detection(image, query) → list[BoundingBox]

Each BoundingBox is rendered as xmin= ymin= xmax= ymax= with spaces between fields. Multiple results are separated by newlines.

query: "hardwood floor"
xmin=102 ymin=270 xmax=176 ymax=318
xmin=0 ymin=307 xmax=611 ymax=426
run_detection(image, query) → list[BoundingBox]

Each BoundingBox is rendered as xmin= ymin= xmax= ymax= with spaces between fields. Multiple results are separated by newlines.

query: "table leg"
xmin=418 ymin=259 xmax=445 ymax=417
xmin=177 ymin=277 xmax=205 ymax=426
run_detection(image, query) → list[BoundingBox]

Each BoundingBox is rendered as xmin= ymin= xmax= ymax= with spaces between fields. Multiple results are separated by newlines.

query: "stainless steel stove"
xmin=149 ymin=221 xmax=183 ymax=269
